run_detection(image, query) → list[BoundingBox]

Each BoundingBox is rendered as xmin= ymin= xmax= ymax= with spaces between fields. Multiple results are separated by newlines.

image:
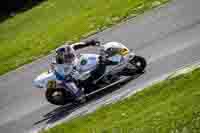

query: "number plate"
xmin=47 ymin=80 xmax=56 ymax=89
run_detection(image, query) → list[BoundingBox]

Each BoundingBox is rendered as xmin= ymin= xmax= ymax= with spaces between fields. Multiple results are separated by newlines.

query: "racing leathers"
xmin=51 ymin=40 xmax=99 ymax=102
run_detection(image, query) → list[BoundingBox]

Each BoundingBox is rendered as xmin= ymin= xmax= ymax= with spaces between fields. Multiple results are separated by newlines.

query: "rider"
xmin=88 ymin=42 xmax=128 ymax=82
xmin=50 ymin=40 xmax=100 ymax=103
xmin=74 ymin=42 xmax=128 ymax=85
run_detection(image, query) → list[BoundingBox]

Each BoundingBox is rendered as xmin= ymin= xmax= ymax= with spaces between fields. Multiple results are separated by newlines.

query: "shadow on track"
xmin=33 ymin=73 xmax=143 ymax=126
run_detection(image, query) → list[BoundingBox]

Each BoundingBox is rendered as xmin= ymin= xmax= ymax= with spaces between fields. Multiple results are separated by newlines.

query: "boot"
xmin=74 ymin=89 xmax=86 ymax=104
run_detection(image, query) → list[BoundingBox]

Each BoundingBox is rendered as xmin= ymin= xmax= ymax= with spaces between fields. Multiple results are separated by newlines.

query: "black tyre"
xmin=130 ymin=56 xmax=147 ymax=73
xmin=45 ymin=87 xmax=73 ymax=105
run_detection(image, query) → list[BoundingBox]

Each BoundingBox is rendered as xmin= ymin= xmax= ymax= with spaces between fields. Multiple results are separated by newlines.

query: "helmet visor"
xmin=64 ymin=53 xmax=75 ymax=63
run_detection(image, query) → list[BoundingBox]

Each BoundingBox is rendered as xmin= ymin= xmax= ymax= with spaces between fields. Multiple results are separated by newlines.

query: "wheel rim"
xmin=128 ymin=56 xmax=146 ymax=74
xmin=136 ymin=61 xmax=142 ymax=67
xmin=52 ymin=91 xmax=63 ymax=101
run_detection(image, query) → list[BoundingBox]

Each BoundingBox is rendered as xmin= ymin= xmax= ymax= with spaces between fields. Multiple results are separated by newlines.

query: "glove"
xmin=50 ymin=63 xmax=56 ymax=72
xmin=85 ymin=39 xmax=100 ymax=46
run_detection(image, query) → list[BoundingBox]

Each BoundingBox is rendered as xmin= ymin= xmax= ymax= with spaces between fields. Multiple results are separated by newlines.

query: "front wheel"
xmin=130 ymin=56 xmax=147 ymax=73
xmin=121 ymin=56 xmax=147 ymax=76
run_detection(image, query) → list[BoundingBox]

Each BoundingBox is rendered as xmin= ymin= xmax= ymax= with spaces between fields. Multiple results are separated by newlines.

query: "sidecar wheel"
xmin=45 ymin=88 xmax=73 ymax=105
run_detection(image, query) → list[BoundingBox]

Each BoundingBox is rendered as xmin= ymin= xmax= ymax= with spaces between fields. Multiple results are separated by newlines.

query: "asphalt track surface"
xmin=1 ymin=0 xmax=200 ymax=132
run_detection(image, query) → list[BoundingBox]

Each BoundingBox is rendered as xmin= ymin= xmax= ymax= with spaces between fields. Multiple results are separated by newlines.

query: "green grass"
xmin=0 ymin=0 xmax=169 ymax=75
xmin=42 ymin=69 xmax=200 ymax=133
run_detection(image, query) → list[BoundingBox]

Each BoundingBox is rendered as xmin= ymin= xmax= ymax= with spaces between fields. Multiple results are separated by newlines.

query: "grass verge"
xmin=42 ymin=68 xmax=200 ymax=133
xmin=0 ymin=0 xmax=169 ymax=75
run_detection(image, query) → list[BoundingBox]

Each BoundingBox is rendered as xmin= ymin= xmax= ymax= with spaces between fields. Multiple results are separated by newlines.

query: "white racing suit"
xmin=52 ymin=41 xmax=98 ymax=100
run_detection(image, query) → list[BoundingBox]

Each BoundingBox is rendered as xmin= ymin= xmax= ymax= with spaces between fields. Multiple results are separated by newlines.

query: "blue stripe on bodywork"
xmin=54 ymin=71 xmax=65 ymax=80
